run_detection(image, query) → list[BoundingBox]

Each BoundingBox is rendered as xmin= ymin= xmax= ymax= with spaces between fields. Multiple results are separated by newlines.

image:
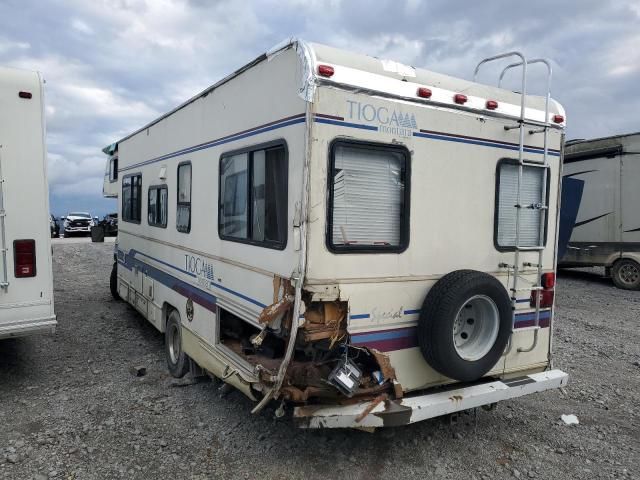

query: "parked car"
xmin=49 ymin=214 xmax=60 ymax=238
xmin=62 ymin=212 xmax=95 ymax=237
xmin=99 ymin=213 xmax=118 ymax=236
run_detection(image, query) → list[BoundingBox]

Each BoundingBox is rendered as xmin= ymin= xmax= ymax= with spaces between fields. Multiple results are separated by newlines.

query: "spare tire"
xmin=417 ymin=270 xmax=512 ymax=382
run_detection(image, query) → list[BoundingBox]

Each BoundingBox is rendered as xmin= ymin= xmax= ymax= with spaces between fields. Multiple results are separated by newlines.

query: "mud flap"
xmin=293 ymin=369 xmax=568 ymax=429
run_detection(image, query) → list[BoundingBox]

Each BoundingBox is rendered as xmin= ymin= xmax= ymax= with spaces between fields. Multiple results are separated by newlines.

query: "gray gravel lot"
xmin=1 ymin=242 xmax=638 ymax=479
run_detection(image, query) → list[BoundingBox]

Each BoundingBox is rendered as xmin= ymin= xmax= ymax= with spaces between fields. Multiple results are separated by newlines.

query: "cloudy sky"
xmin=1 ymin=0 xmax=638 ymax=217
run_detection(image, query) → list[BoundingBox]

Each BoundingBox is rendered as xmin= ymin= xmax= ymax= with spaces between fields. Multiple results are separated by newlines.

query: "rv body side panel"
xmin=561 ymin=133 xmax=640 ymax=267
xmin=114 ymin=47 xmax=306 ymax=382
xmin=306 ymin=86 xmax=563 ymax=391
xmin=0 ymin=67 xmax=56 ymax=339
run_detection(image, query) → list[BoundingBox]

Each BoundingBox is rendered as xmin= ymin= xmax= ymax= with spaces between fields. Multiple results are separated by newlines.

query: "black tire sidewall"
xmin=418 ymin=270 xmax=512 ymax=382
xmin=612 ymin=259 xmax=640 ymax=290
xmin=165 ymin=311 xmax=189 ymax=378
xmin=110 ymin=263 xmax=120 ymax=300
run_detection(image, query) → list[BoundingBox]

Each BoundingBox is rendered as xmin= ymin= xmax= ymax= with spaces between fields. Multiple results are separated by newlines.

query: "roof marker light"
xmin=454 ymin=93 xmax=468 ymax=105
xmin=486 ymin=100 xmax=498 ymax=110
xmin=552 ymin=114 xmax=565 ymax=124
xmin=318 ymin=65 xmax=335 ymax=77
xmin=417 ymin=87 xmax=432 ymax=99
xmin=18 ymin=91 xmax=32 ymax=99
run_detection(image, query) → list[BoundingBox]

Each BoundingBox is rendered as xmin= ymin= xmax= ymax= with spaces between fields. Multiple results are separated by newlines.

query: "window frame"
xmin=147 ymin=184 xmax=168 ymax=228
xmin=493 ymin=158 xmax=551 ymax=252
xmin=217 ymin=139 xmax=288 ymax=251
xmin=109 ymin=156 xmax=118 ymax=182
xmin=176 ymin=161 xmax=192 ymax=234
xmin=326 ymin=139 xmax=411 ymax=254
xmin=121 ymin=173 xmax=142 ymax=224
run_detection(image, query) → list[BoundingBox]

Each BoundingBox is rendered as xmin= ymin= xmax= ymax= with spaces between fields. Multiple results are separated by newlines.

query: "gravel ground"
xmin=0 ymin=243 xmax=638 ymax=479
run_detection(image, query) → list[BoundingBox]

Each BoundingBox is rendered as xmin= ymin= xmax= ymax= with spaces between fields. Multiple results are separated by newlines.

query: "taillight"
xmin=541 ymin=272 xmax=555 ymax=289
xmin=531 ymin=272 xmax=555 ymax=308
xmin=531 ymin=289 xmax=554 ymax=308
xmin=417 ymin=87 xmax=432 ymax=99
xmin=454 ymin=93 xmax=468 ymax=104
xmin=14 ymin=239 xmax=36 ymax=278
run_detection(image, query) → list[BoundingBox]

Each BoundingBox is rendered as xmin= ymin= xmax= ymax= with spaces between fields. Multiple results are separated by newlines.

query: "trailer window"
xmin=328 ymin=141 xmax=409 ymax=253
xmin=122 ymin=174 xmax=142 ymax=223
xmin=109 ymin=157 xmax=118 ymax=182
xmin=495 ymin=161 xmax=548 ymax=249
xmin=219 ymin=143 xmax=287 ymax=249
xmin=148 ymin=185 xmax=168 ymax=228
xmin=177 ymin=163 xmax=191 ymax=233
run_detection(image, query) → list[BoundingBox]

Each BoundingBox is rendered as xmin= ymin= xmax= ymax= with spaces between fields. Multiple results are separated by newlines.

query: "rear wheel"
xmin=612 ymin=259 xmax=640 ymax=290
xmin=110 ymin=263 xmax=120 ymax=300
xmin=165 ymin=309 xmax=189 ymax=378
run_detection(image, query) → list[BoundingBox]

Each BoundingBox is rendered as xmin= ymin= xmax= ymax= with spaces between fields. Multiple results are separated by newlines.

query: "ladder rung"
xmin=511 ymin=286 xmax=543 ymax=292
xmin=519 ymin=161 xmax=551 ymax=168
xmin=514 ymin=204 xmax=548 ymax=210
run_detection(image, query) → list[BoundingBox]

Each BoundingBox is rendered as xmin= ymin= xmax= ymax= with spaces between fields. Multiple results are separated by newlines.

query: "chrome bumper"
xmin=293 ymin=369 xmax=568 ymax=429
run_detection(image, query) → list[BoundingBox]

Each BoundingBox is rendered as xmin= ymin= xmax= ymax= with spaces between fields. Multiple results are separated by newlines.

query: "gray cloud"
xmin=0 ymin=0 xmax=638 ymax=215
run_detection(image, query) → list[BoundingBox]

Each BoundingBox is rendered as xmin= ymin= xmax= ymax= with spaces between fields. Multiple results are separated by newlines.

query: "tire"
xmin=611 ymin=258 xmax=640 ymax=290
xmin=110 ymin=263 xmax=120 ymax=300
xmin=417 ymin=270 xmax=512 ymax=382
xmin=165 ymin=309 xmax=189 ymax=378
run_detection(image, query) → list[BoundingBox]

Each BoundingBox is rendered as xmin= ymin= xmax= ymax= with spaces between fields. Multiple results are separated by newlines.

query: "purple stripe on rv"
xmin=349 ymin=310 xmax=552 ymax=352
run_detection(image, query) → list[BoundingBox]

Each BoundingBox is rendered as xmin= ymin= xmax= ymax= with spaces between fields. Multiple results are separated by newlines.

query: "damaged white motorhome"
xmin=0 ymin=67 xmax=56 ymax=339
xmin=104 ymin=39 xmax=568 ymax=428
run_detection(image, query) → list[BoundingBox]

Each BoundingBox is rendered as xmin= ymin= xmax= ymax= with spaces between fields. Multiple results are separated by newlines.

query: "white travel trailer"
xmin=560 ymin=132 xmax=640 ymax=289
xmin=104 ymin=40 xmax=568 ymax=428
xmin=0 ymin=67 xmax=56 ymax=339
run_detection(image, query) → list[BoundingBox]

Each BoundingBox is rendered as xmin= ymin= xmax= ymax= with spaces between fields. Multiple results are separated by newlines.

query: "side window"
xmin=122 ymin=174 xmax=142 ymax=223
xmin=109 ymin=156 xmax=118 ymax=182
xmin=328 ymin=141 xmax=409 ymax=253
xmin=148 ymin=185 xmax=168 ymax=228
xmin=177 ymin=163 xmax=191 ymax=233
xmin=495 ymin=160 xmax=548 ymax=249
xmin=219 ymin=143 xmax=287 ymax=249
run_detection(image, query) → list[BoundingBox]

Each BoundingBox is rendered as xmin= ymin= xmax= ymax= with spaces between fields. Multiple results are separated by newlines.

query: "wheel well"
xmin=161 ymin=302 xmax=176 ymax=333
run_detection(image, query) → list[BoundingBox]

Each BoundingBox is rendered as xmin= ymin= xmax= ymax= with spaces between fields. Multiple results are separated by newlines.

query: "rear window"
xmin=327 ymin=141 xmax=410 ymax=253
xmin=495 ymin=160 xmax=549 ymax=249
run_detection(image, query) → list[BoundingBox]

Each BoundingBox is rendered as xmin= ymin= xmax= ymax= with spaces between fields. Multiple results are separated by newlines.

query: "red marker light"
xmin=552 ymin=114 xmax=564 ymax=124
xmin=18 ymin=91 xmax=32 ymax=99
xmin=318 ymin=65 xmax=335 ymax=77
xmin=454 ymin=93 xmax=468 ymax=105
xmin=541 ymin=272 xmax=556 ymax=289
xmin=486 ymin=100 xmax=499 ymax=110
xmin=417 ymin=87 xmax=432 ymax=99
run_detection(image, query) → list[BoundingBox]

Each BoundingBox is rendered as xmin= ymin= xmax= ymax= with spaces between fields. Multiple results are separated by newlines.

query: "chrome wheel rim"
xmin=453 ymin=295 xmax=500 ymax=361
xmin=619 ymin=263 xmax=640 ymax=285
xmin=168 ymin=321 xmax=181 ymax=365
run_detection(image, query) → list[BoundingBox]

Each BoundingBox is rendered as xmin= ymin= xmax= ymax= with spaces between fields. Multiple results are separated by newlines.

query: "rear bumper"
xmin=0 ymin=315 xmax=57 ymax=340
xmin=293 ymin=369 xmax=568 ymax=429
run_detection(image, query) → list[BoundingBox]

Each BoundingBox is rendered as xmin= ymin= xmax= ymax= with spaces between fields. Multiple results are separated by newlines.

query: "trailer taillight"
xmin=531 ymin=272 xmax=555 ymax=308
xmin=552 ymin=114 xmax=564 ymax=124
xmin=454 ymin=93 xmax=468 ymax=105
xmin=417 ymin=87 xmax=432 ymax=99
xmin=318 ymin=65 xmax=335 ymax=77
xmin=486 ymin=100 xmax=498 ymax=110
xmin=14 ymin=239 xmax=36 ymax=278
xmin=541 ymin=272 xmax=555 ymax=289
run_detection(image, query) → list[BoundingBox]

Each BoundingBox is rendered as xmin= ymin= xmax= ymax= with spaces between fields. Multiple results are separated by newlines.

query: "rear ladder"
xmin=473 ymin=53 xmax=554 ymax=353
xmin=0 ymin=145 xmax=9 ymax=290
